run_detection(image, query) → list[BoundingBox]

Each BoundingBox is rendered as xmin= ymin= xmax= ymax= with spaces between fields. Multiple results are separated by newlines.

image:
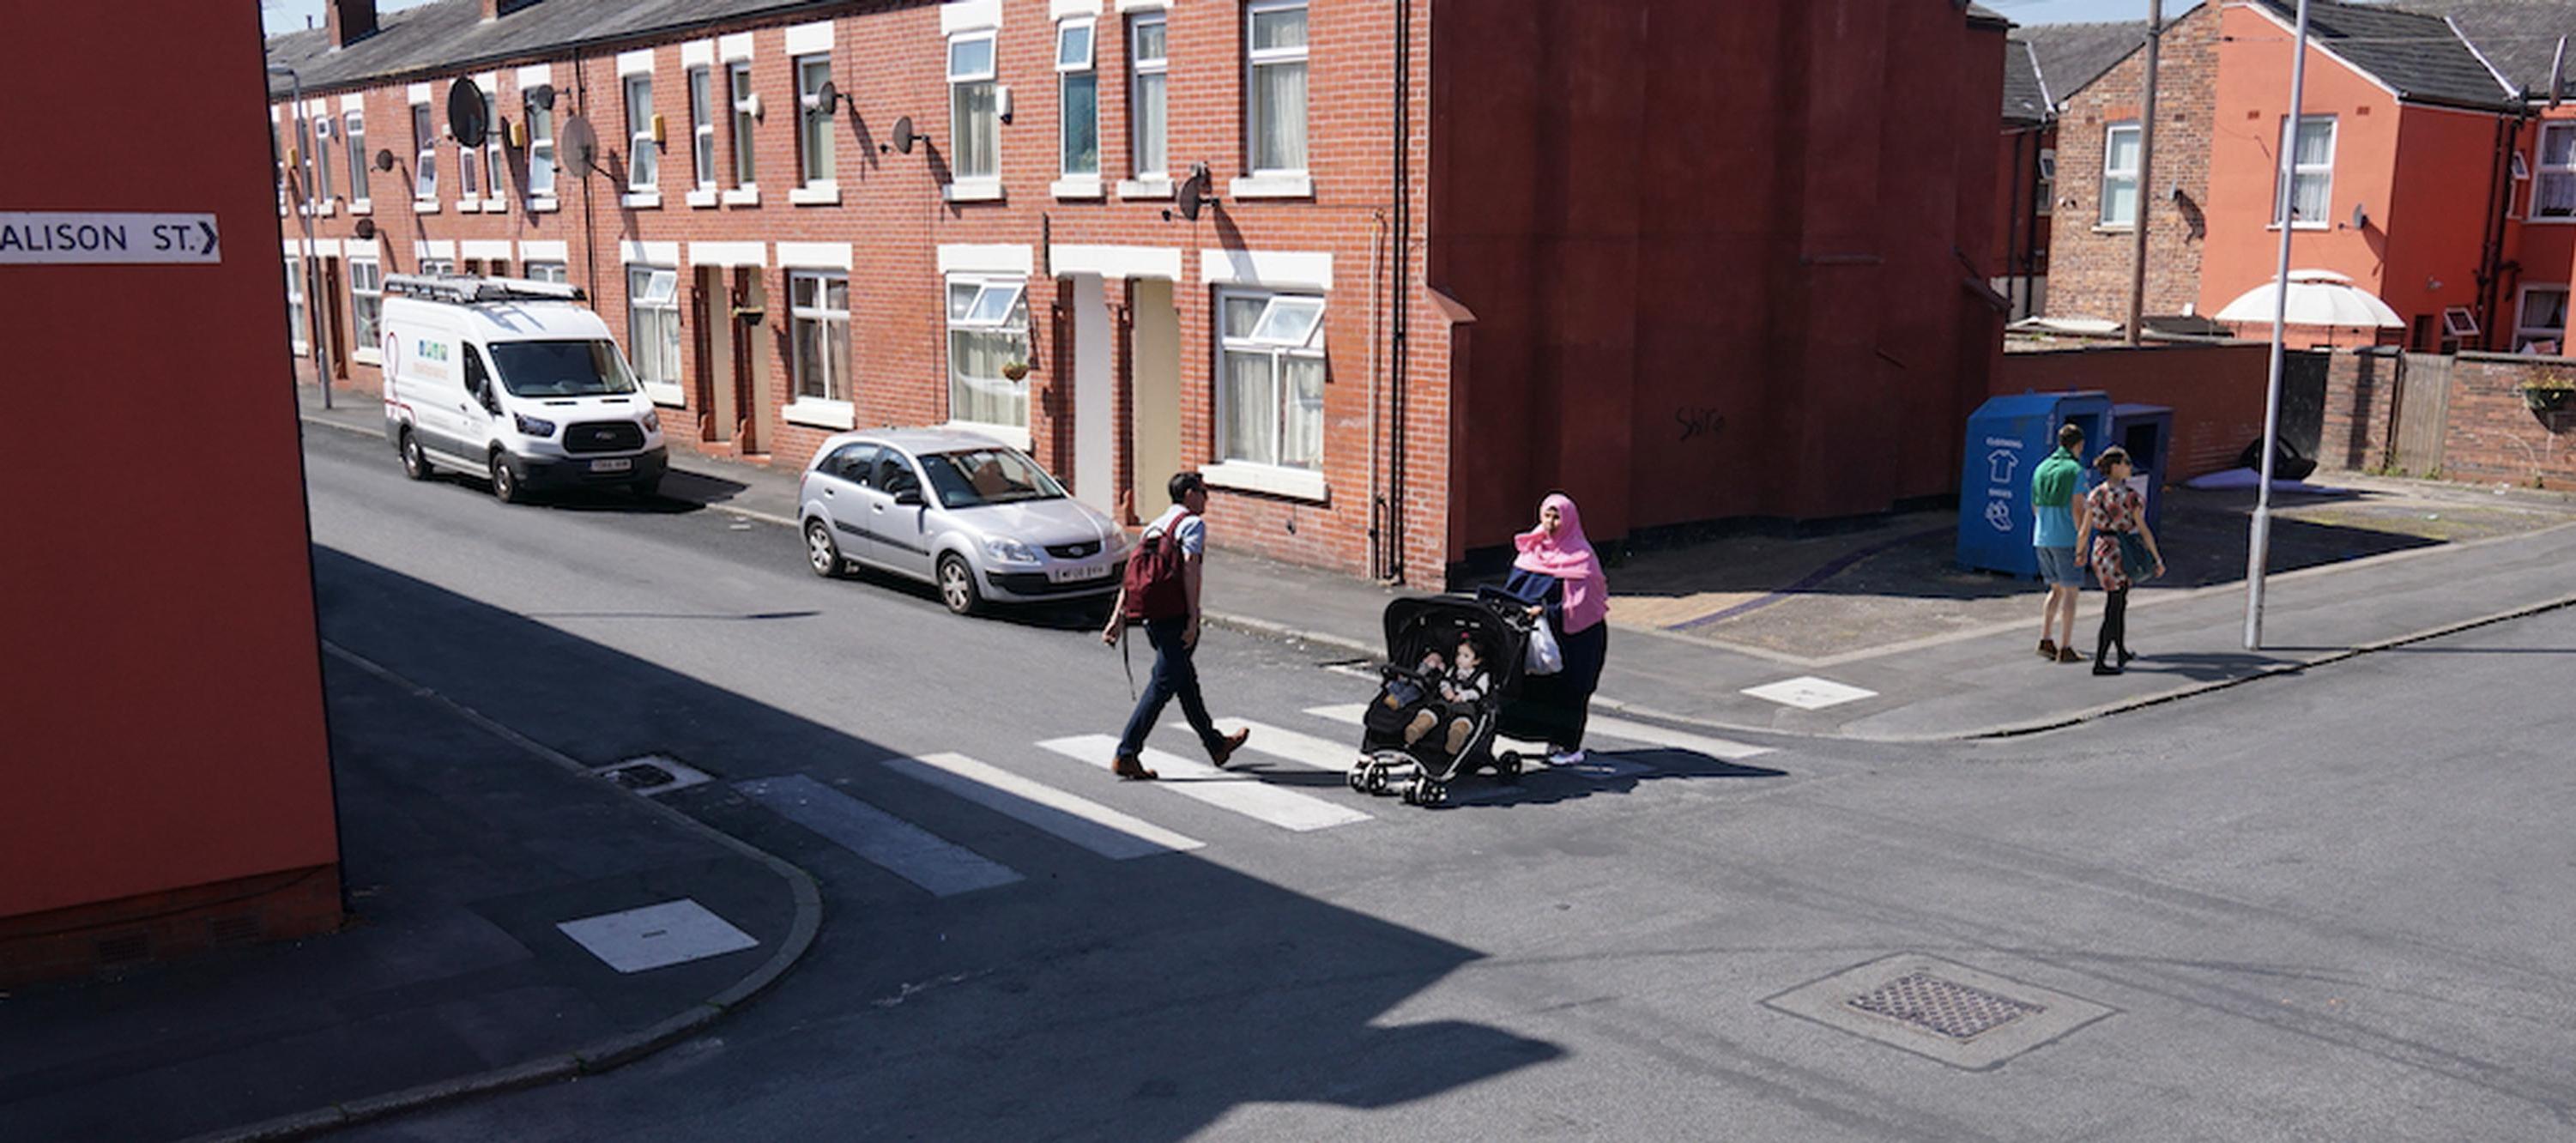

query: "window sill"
xmin=457 ymin=201 xmax=482 ymax=214
xmin=939 ymin=421 xmax=1032 ymax=451
xmin=686 ymin=188 xmax=720 ymax=209
xmin=722 ymin=186 xmax=761 ymax=206
xmin=1228 ymin=172 xmax=1311 ymax=200
xmin=623 ymin=190 xmax=664 ymax=209
xmin=643 ymin=381 xmax=686 ymax=408
xmin=2090 ymin=223 xmax=2133 ymax=233
xmin=413 ymin=198 xmax=441 ymax=215
xmin=944 ymin=178 xmax=1006 ymax=203
xmin=2263 ymin=223 xmax=2331 ymax=232
xmin=1202 ymin=460 xmax=1326 ymax=502
xmin=484 ymin=197 xmax=510 ymax=212
xmin=1116 ymin=177 xmax=1173 ymax=200
xmin=302 ymin=203 xmax=338 ymax=218
xmin=789 ymin=184 xmax=842 ymax=206
xmin=348 ymin=200 xmax=372 ymax=215
xmin=783 ymin=398 xmax=856 ymax=430
xmin=529 ymin=197 xmax=561 ymax=213
xmin=354 ymin=348 xmax=383 ymax=366
xmin=1051 ymin=176 xmax=1105 ymax=201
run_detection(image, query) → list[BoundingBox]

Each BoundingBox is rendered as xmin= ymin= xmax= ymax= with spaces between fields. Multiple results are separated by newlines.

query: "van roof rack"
xmin=384 ymin=272 xmax=588 ymax=305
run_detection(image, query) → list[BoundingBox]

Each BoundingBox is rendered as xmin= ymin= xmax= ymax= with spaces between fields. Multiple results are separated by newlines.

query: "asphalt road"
xmin=299 ymin=425 xmax=2576 ymax=1141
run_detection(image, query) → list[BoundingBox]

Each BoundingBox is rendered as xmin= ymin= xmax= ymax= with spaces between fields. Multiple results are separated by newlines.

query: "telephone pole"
xmin=2125 ymin=0 xmax=2164 ymax=345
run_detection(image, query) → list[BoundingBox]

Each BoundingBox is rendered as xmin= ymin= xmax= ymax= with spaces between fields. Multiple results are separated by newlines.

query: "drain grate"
xmin=1846 ymin=971 xmax=2044 ymax=1041
xmin=593 ymin=753 xmax=713 ymax=796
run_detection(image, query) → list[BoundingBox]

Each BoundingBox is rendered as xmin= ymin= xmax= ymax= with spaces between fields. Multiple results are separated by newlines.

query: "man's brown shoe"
xmin=1111 ymin=753 xmax=1158 ymax=781
xmin=1211 ymin=729 xmax=1252 ymax=768
xmin=2037 ymin=638 xmax=2058 ymax=659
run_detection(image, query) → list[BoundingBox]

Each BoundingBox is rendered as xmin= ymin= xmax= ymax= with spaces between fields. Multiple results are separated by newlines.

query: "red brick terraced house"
xmin=269 ymin=0 xmax=2014 ymax=584
xmin=1996 ymin=20 xmax=2151 ymax=320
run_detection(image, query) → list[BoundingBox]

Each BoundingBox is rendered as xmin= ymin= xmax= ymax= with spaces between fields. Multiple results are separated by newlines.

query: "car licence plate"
xmin=590 ymin=457 xmax=633 ymax=473
xmin=1048 ymin=564 xmax=1110 ymax=584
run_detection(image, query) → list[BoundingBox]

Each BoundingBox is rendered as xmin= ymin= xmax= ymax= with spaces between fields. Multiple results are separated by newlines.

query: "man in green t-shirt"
xmin=2030 ymin=422 xmax=2085 ymax=662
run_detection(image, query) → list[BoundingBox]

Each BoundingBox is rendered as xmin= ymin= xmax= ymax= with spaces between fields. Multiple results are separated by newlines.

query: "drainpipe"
xmin=1385 ymin=0 xmax=1412 ymax=584
xmin=269 ymin=64 xmax=330 ymax=411
xmin=2476 ymin=107 xmax=2524 ymax=350
xmin=1367 ymin=209 xmax=1387 ymax=581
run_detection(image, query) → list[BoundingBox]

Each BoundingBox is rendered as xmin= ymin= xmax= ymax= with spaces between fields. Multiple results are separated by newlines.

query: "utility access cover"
xmin=1764 ymin=953 xmax=2113 ymax=1070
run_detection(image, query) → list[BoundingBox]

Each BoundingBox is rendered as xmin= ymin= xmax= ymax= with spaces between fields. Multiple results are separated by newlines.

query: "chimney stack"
xmin=325 ymin=0 xmax=378 ymax=48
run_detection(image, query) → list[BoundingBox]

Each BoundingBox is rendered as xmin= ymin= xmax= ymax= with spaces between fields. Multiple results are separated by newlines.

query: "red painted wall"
xmin=1429 ymin=0 xmax=2006 ymax=551
xmin=1 ymin=9 xmax=339 ymax=924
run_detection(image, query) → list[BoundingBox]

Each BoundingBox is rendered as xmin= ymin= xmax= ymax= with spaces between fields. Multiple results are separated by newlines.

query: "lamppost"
xmin=2245 ymin=0 xmax=2313 ymax=648
xmin=267 ymin=63 xmax=331 ymax=411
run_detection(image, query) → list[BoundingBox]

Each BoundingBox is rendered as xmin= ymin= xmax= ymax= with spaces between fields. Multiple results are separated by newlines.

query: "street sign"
xmin=0 ymin=211 xmax=222 ymax=264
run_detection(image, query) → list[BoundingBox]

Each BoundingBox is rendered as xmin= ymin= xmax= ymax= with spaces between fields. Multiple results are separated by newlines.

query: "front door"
xmin=322 ymin=257 xmax=348 ymax=379
xmin=1129 ymin=277 xmax=1183 ymax=519
xmin=1067 ymin=274 xmax=1116 ymax=515
xmin=691 ymin=269 xmax=725 ymax=443
xmin=735 ymin=269 xmax=772 ymax=456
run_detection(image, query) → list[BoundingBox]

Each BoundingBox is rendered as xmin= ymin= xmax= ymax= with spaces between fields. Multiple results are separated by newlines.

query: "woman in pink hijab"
xmin=1503 ymin=492 xmax=1611 ymax=765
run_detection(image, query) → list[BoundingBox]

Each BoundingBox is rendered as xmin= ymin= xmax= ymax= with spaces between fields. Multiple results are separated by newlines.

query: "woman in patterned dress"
xmin=2074 ymin=446 xmax=2163 ymax=676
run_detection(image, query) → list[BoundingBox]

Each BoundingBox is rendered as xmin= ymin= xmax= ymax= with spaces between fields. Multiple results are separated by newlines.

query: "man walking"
xmin=1101 ymin=471 xmax=1250 ymax=779
xmin=2032 ymin=421 xmax=2086 ymax=662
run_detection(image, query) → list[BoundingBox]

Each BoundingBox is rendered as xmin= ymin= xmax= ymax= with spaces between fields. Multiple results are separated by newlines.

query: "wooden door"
xmin=2391 ymin=353 xmax=2452 ymax=475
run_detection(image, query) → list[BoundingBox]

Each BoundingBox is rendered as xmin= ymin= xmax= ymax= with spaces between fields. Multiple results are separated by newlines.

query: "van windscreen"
xmin=487 ymin=340 xmax=642 ymax=397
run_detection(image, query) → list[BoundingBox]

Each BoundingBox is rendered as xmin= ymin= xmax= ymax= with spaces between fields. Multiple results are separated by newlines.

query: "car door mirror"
xmin=893 ymin=487 xmax=923 ymax=507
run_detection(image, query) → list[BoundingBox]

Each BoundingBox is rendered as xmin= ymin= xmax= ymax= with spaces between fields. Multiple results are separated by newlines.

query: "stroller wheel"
xmin=1346 ymin=765 xmax=1370 ymax=793
xmin=1366 ymin=765 xmax=1390 ymax=795
xmin=1417 ymin=779 xmax=1448 ymax=807
xmin=1496 ymin=753 xmax=1522 ymax=785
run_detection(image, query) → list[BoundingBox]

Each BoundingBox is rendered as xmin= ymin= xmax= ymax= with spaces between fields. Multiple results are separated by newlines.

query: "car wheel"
xmin=399 ymin=428 xmax=432 ymax=481
xmin=488 ymin=451 xmax=524 ymax=504
xmin=937 ymin=553 xmax=983 ymax=616
xmin=805 ymin=520 xmax=846 ymax=578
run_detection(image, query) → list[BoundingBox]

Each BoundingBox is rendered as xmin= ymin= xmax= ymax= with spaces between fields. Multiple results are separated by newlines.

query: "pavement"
xmin=294 ymin=384 xmax=2576 ymax=746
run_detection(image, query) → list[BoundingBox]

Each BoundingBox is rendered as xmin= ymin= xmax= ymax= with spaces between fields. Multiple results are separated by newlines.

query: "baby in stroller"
xmin=1401 ymin=635 xmax=1491 ymax=761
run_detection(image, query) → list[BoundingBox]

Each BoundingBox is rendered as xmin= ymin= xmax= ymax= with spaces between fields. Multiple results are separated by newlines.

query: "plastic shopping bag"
xmin=1525 ymin=618 xmax=1565 ymax=675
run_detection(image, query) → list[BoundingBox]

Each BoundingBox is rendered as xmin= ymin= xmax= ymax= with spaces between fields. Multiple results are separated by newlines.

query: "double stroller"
xmin=1348 ymin=589 xmax=1539 ymax=807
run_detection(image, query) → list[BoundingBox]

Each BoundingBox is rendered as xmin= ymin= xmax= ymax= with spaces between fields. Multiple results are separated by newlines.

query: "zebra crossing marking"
xmin=1037 ymin=735 xmax=1373 ymax=832
xmin=882 ymin=753 xmax=1205 ymax=860
xmin=1172 ymin=719 xmax=1357 ymax=771
xmin=1303 ymin=704 xmax=1770 ymax=762
xmin=735 ymin=774 xmax=1022 ymax=897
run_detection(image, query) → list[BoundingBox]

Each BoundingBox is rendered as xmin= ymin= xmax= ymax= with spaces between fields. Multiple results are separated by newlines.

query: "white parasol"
xmin=2213 ymin=269 xmax=2405 ymax=329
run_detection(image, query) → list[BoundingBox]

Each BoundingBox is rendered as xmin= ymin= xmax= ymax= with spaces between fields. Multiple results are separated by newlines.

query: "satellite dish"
xmin=559 ymin=113 xmax=600 ymax=176
xmin=1177 ymin=162 xmax=1215 ymax=221
xmin=892 ymin=115 xmax=921 ymax=154
xmin=811 ymin=79 xmax=841 ymax=115
xmin=374 ymin=148 xmax=396 ymax=172
xmin=524 ymin=83 xmax=555 ymax=111
xmin=353 ymin=218 xmax=377 ymax=239
xmin=2350 ymin=202 xmax=2369 ymax=230
xmin=448 ymin=77 xmax=488 ymax=148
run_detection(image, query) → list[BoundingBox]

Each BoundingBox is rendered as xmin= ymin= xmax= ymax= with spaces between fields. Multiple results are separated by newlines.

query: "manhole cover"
xmin=1846 ymin=971 xmax=2043 ymax=1041
xmin=1764 ymin=954 xmax=2115 ymax=1070
xmin=593 ymin=753 xmax=713 ymax=796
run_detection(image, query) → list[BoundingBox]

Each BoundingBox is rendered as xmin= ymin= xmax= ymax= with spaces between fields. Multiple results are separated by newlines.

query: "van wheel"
xmin=488 ymin=452 xmax=524 ymax=504
xmin=937 ymin=553 xmax=983 ymax=616
xmin=805 ymin=520 xmax=847 ymax=578
xmin=399 ymin=429 xmax=431 ymax=481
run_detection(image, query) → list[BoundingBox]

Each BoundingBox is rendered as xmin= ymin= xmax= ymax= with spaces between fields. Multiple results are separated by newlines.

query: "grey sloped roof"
xmin=2390 ymin=0 xmax=2576 ymax=99
xmin=2253 ymin=0 xmax=2513 ymax=110
xmin=2004 ymin=21 xmax=2151 ymax=119
xmin=266 ymin=0 xmax=930 ymax=99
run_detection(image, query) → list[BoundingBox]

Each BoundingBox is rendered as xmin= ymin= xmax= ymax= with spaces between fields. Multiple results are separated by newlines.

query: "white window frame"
xmin=791 ymin=53 xmax=840 ymax=203
xmin=1243 ymin=0 xmax=1310 ymax=179
xmin=945 ymin=273 xmax=1032 ymax=437
xmin=2099 ymin=122 xmax=2139 ymax=229
xmin=1055 ymin=18 xmax=1102 ymax=197
xmin=728 ymin=61 xmax=759 ymax=203
xmin=524 ymin=260 xmax=570 ymax=284
xmin=311 ymin=113 xmax=337 ymax=211
xmin=2035 ymin=147 xmax=2054 ymax=218
xmin=626 ymin=72 xmax=660 ymax=197
xmin=480 ymin=87 xmax=506 ymax=209
xmin=687 ymin=65 xmax=718 ymax=204
xmin=456 ymin=102 xmax=483 ymax=211
xmin=1212 ymin=287 xmax=1328 ymax=490
xmin=2272 ymin=115 xmax=2336 ymax=229
xmin=1123 ymin=12 xmax=1170 ymax=197
xmin=525 ymin=97 xmax=558 ymax=206
xmin=410 ymin=102 xmax=438 ymax=204
xmin=273 ymin=115 xmax=288 ymax=215
xmin=343 ymin=111 xmax=370 ymax=212
xmin=627 ymin=264 xmax=685 ymax=406
xmin=789 ymin=269 xmax=854 ymax=412
xmin=2535 ymin=123 xmax=2576 ymax=221
xmin=948 ymin=31 xmax=1003 ymax=200
xmin=2516 ymin=285 xmax=2568 ymax=353
xmin=350 ymin=257 xmax=384 ymax=362
xmin=284 ymin=256 xmax=310 ymax=354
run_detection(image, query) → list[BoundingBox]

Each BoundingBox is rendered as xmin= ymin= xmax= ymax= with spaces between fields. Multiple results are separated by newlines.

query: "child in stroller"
xmin=1402 ymin=635 xmax=1491 ymax=761
xmin=1351 ymin=592 xmax=1532 ymax=806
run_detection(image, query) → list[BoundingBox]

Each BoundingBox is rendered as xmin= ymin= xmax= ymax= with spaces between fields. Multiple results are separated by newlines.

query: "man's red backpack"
xmin=1118 ymin=517 xmax=1193 ymax=622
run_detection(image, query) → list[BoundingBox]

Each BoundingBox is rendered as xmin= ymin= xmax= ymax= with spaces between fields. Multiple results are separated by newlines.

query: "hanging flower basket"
xmin=2521 ymin=369 xmax=2576 ymax=414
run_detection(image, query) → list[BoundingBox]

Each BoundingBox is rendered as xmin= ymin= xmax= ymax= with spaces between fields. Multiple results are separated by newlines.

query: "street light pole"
xmin=268 ymin=63 xmax=331 ymax=411
xmin=2245 ymin=0 xmax=2313 ymax=649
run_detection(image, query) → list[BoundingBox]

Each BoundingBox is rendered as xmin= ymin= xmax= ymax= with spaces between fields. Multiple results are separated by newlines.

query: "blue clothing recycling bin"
xmin=2109 ymin=402 xmax=2174 ymax=535
xmin=1958 ymin=390 xmax=2113 ymax=577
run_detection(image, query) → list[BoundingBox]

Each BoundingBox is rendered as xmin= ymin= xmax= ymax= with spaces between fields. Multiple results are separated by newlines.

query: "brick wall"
xmin=2046 ymin=3 xmax=2214 ymax=324
xmin=2319 ymin=346 xmax=2402 ymax=469
xmin=1995 ymin=340 xmax=2268 ymax=478
xmin=2440 ymin=354 xmax=2576 ymax=487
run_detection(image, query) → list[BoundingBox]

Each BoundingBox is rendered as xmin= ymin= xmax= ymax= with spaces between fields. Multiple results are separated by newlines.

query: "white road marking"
xmin=735 ymin=775 xmax=1023 ymax=897
xmin=1174 ymin=719 xmax=1359 ymax=771
xmin=882 ymin=753 xmax=1204 ymax=860
xmin=556 ymin=898 xmax=758 ymax=973
xmin=1037 ymin=735 xmax=1373 ymax=832
xmin=1303 ymin=704 xmax=1771 ymax=763
xmin=1741 ymin=675 xmax=1878 ymax=711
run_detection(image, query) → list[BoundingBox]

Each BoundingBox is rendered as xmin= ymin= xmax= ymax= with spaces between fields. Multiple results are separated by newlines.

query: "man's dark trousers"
xmin=1118 ymin=615 xmax=1227 ymax=759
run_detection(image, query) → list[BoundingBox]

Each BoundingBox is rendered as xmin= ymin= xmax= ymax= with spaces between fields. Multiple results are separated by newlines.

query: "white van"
xmin=378 ymin=274 xmax=668 ymax=501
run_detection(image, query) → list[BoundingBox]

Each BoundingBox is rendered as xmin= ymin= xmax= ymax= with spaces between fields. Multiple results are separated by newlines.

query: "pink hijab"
xmin=1514 ymin=493 xmax=1609 ymax=632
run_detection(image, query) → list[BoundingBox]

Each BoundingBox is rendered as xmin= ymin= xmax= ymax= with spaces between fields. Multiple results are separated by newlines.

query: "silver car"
xmin=798 ymin=428 xmax=1133 ymax=615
